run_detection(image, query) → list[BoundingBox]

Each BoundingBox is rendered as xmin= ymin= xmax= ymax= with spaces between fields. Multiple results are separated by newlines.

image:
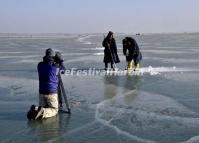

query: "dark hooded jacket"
xmin=102 ymin=36 xmax=120 ymax=63
xmin=123 ymin=37 xmax=142 ymax=65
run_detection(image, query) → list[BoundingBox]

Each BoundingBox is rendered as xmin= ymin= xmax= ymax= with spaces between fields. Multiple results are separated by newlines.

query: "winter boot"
xmin=35 ymin=106 xmax=44 ymax=120
xmin=27 ymin=105 xmax=38 ymax=120
xmin=135 ymin=64 xmax=140 ymax=71
xmin=127 ymin=61 xmax=133 ymax=70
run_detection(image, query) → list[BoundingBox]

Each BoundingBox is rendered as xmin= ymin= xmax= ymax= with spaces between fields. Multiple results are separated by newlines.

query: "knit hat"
xmin=45 ymin=48 xmax=54 ymax=57
xmin=108 ymin=31 xmax=113 ymax=35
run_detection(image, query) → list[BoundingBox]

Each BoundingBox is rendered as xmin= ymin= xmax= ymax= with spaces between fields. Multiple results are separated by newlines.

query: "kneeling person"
xmin=27 ymin=48 xmax=61 ymax=120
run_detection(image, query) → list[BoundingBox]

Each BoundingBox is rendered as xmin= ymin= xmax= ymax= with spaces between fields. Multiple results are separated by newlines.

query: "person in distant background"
xmin=27 ymin=48 xmax=65 ymax=120
xmin=123 ymin=37 xmax=142 ymax=71
xmin=102 ymin=31 xmax=120 ymax=70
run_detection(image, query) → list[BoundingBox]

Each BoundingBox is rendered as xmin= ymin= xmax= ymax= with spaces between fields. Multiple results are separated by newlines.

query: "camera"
xmin=54 ymin=52 xmax=65 ymax=74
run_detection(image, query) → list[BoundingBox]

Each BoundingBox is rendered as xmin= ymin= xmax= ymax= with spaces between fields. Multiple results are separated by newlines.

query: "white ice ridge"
xmin=77 ymin=35 xmax=93 ymax=45
xmin=93 ymin=52 xmax=104 ymax=56
xmin=95 ymin=47 xmax=104 ymax=50
xmin=95 ymin=46 xmax=122 ymax=50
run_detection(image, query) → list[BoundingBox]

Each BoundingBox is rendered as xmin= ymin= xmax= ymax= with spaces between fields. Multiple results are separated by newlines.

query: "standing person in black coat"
xmin=102 ymin=31 xmax=120 ymax=70
xmin=123 ymin=37 xmax=142 ymax=71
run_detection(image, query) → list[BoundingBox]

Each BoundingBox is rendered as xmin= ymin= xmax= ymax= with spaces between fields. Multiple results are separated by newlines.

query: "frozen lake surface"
xmin=0 ymin=33 xmax=199 ymax=143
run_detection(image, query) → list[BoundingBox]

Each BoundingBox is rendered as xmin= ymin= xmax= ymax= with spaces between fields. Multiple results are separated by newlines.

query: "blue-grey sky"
xmin=0 ymin=0 xmax=199 ymax=33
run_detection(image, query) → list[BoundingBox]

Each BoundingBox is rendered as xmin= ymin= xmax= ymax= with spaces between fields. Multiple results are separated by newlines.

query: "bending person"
xmin=123 ymin=37 xmax=142 ymax=71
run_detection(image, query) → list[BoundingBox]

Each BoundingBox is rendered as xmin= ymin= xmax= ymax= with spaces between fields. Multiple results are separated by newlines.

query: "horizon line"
xmin=0 ymin=31 xmax=199 ymax=35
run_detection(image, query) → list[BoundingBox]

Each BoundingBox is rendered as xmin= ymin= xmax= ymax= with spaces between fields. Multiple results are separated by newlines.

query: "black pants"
xmin=105 ymin=62 xmax=113 ymax=69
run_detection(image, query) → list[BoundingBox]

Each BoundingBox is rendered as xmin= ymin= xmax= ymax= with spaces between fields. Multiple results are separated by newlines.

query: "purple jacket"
xmin=37 ymin=56 xmax=59 ymax=94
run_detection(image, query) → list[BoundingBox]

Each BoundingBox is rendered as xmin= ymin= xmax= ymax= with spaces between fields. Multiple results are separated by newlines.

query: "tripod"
xmin=58 ymin=73 xmax=71 ymax=114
